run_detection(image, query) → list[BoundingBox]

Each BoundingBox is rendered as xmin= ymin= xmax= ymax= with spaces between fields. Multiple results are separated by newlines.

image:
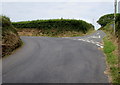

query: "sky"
xmin=1 ymin=0 xmax=120 ymax=29
xmin=118 ymin=1 xmax=120 ymax=13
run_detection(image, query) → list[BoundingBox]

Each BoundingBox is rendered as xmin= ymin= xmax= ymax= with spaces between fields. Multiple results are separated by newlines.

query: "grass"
xmin=3 ymin=41 xmax=24 ymax=58
xmin=17 ymin=28 xmax=95 ymax=37
xmin=103 ymin=31 xmax=120 ymax=84
xmin=99 ymin=19 xmax=120 ymax=84
xmin=103 ymin=39 xmax=116 ymax=54
xmin=1 ymin=15 xmax=22 ymax=57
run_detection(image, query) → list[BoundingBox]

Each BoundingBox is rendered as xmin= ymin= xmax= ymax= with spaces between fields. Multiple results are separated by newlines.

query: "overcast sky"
xmin=1 ymin=0 xmax=120 ymax=29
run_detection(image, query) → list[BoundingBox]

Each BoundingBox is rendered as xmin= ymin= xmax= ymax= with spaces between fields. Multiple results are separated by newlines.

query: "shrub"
xmin=97 ymin=14 xmax=114 ymax=27
xmin=12 ymin=19 xmax=94 ymax=34
xmin=115 ymin=14 xmax=120 ymax=38
xmin=1 ymin=15 xmax=22 ymax=57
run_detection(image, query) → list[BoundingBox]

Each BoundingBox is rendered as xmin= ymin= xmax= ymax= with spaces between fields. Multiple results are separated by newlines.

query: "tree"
xmin=97 ymin=14 xmax=114 ymax=27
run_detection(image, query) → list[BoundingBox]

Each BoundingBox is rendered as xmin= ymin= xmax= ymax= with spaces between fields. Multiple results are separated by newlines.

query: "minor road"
xmin=2 ymin=30 xmax=108 ymax=83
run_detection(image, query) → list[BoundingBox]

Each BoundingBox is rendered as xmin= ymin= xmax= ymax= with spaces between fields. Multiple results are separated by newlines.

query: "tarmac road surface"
xmin=2 ymin=30 xmax=108 ymax=83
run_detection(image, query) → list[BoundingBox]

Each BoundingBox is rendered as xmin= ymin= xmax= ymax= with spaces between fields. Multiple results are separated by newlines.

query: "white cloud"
xmin=0 ymin=3 xmax=2 ymax=15
xmin=2 ymin=0 xmax=114 ymax=2
xmin=2 ymin=2 xmax=113 ymax=29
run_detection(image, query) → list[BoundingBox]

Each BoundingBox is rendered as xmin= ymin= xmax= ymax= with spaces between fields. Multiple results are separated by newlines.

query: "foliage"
xmin=1 ymin=15 xmax=17 ymax=34
xmin=98 ymin=13 xmax=120 ymax=38
xmin=104 ymin=40 xmax=116 ymax=54
xmin=1 ymin=15 xmax=22 ymax=57
xmin=97 ymin=13 xmax=120 ymax=27
xmin=99 ymin=13 xmax=120 ymax=84
xmin=103 ymin=37 xmax=120 ymax=84
xmin=12 ymin=19 xmax=94 ymax=34
xmin=115 ymin=13 xmax=120 ymax=38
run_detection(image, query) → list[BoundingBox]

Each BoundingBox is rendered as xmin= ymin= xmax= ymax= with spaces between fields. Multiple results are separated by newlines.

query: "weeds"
xmin=103 ymin=33 xmax=120 ymax=84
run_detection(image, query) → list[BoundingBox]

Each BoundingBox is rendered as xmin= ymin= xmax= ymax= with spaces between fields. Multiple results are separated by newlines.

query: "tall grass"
xmin=1 ymin=15 xmax=22 ymax=57
xmin=103 ymin=37 xmax=120 ymax=84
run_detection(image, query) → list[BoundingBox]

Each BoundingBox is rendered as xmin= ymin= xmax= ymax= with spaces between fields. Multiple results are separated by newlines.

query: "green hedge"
xmin=2 ymin=16 xmax=17 ymax=34
xmin=115 ymin=14 xmax=120 ymax=37
xmin=12 ymin=19 xmax=94 ymax=34
xmin=98 ymin=13 xmax=120 ymax=37
xmin=97 ymin=14 xmax=120 ymax=27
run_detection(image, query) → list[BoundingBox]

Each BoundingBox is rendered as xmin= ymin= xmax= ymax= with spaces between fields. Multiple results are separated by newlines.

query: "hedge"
xmin=12 ymin=19 xmax=94 ymax=34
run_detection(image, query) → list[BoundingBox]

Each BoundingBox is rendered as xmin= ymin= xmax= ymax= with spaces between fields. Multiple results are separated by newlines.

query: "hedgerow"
xmin=12 ymin=19 xmax=94 ymax=34
xmin=115 ymin=14 xmax=120 ymax=38
xmin=97 ymin=14 xmax=120 ymax=27
xmin=97 ymin=13 xmax=120 ymax=37
xmin=98 ymin=13 xmax=120 ymax=84
xmin=1 ymin=15 xmax=22 ymax=57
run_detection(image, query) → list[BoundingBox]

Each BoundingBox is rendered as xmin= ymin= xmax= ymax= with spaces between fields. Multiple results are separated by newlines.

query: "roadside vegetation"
xmin=98 ymin=13 xmax=120 ymax=84
xmin=0 ymin=16 xmax=2 ymax=57
xmin=97 ymin=13 xmax=119 ymax=27
xmin=12 ymin=19 xmax=94 ymax=37
xmin=1 ymin=16 xmax=94 ymax=57
xmin=1 ymin=15 xmax=22 ymax=57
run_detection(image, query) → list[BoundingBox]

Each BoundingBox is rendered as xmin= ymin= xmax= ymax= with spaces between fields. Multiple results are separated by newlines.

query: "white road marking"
xmin=87 ymin=36 xmax=101 ymax=38
xmin=97 ymin=33 xmax=99 ymax=35
xmin=62 ymin=35 xmax=103 ymax=48
xmin=86 ymin=40 xmax=90 ymax=42
xmin=99 ymin=35 xmax=101 ymax=38
xmin=100 ymin=46 xmax=103 ymax=48
xmin=78 ymin=39 xmax=82 ymax=41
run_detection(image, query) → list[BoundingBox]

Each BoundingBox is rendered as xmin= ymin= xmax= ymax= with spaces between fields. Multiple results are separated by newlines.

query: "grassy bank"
xmin=1 ymin=16 xmax=22 ymax=57
xmin=12 ymin=19 xmax=94 ymax=37
xmin=16 ymin=28 xmax=95 ymax=37
xmin=98 ymin=13 xmax=120 ymax=84
xmin=100 ymin=24 xmax=120 ymax=84
xmin=103 ymin=35 xmax=119 ymax=83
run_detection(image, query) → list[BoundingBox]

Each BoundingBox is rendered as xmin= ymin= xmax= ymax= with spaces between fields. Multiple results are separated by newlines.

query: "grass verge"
xmin=103 ymin=32 xmax=120 ymax=84
xmin=1 ymin=15 xmax=22 ymax=57
xmin=3 ymin=41 xmax=24 ymax=58
xmin=17 ymin=28 xmax=95 ymax=37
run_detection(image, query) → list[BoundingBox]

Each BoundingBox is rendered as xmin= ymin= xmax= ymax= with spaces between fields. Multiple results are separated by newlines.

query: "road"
xmin=2 ymin=30 xmax=108 ymax=83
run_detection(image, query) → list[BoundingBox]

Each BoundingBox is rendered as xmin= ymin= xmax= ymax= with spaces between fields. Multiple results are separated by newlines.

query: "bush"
xmin=12 ymin=19 xmax=94 ymax=34
xmin=98 ymin=13 xmax=120 ymax=37
xmin=100 ymin=13 xmax=120 ymax=83
xmin=97 ymin=14 xmax=114 ymax=27
xmin=1 ymin=15 xmax=22 ymax=57
xmin=2 ymin=16 xmax=17 ymax=34
xmin=115 ymin=14 xmax=120 ymax=38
